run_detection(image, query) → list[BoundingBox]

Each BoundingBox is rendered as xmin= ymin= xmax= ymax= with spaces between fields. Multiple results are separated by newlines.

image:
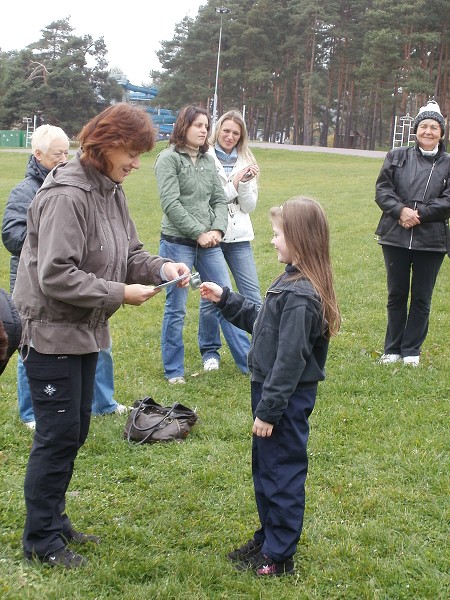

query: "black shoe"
xmin=26 ymin=547 xmax=87 ymax=569
xmin=227 ymin=538 xmax=263 ymax=563
xmin=62 ymin=528 xmax=101 ymax=545
xmin=235 ymin=550 xmax=295 ymax=577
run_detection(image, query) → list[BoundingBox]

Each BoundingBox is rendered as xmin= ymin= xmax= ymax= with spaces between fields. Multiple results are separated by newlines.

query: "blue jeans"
xmin=18 ymin=354 xmax=34 ymax=424
xmin=18 ymin=347 xmax=118 ymax=422
xmin=159 ymin=239 xmax=251 ymax=378
xmin=91 ymin=346 xmax=118 ymax=415
xmin=199 ymin=241 xmax=261 ymax=361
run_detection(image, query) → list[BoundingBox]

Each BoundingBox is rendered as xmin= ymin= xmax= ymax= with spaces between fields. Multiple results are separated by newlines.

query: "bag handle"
xmin=127 ymin=398 xmax=179 ymax=444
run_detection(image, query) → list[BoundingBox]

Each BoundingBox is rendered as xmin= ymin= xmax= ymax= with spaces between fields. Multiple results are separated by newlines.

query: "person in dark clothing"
xmin=0 ymin=288 xmax=22 ymax=375
xmin=200 ymin=197 xmax=341 ymax=577
xmin=375 ymin=100 xmax=450 ymax=366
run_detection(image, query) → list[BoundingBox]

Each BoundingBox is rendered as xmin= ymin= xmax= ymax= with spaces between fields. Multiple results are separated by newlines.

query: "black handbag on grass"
xmin=123 ymin=396 xmax=198 ymax=444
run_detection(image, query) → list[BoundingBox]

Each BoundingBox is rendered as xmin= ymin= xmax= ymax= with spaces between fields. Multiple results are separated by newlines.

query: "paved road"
xmin=250 ymin=141 xmax=386 ymax=159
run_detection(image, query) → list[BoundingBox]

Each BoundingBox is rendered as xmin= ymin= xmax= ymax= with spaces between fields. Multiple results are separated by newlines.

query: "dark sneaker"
xmin=26 ymin=547 xmax=87 ymax=568
xmin=62 ymin=528 xmax=101 ymax=545
xmin=235 ymin=550 xmax=294 ymax=577
xmin=227 ymin=538 xmax=263 ymax=563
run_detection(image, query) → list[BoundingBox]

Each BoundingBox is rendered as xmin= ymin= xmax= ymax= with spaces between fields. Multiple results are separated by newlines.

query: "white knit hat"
xmin=413 ymin=100 xmax=445 ymax=136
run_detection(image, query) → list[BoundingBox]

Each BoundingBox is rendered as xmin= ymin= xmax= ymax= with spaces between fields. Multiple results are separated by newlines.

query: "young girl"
xmin=200 ymin=197 xmax=341 ymax=577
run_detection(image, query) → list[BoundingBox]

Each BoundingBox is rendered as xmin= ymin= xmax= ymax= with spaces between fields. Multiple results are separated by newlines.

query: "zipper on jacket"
xmin=409 ymin=160 xmax=437 ymax=250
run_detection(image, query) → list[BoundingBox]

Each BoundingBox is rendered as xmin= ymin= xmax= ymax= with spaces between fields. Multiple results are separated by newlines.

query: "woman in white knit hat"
xmin=375 ymin=99 xmax=449 ymax=366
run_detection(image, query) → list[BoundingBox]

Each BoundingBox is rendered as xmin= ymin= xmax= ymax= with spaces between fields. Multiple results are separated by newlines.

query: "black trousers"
xmin=382 ymin=245 xmax=445 ymax=357
xmin=22 ymin=348 xmax=98 ymax=558
xmin=251 ymin=380 xmax=316 ymax=562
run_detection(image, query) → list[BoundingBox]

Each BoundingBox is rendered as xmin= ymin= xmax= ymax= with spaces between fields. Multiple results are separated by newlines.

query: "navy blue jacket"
xmin=217 ymin=265 xmax=329 ymax=425
xmin=2 ymin=155 xmax=50 ymax=291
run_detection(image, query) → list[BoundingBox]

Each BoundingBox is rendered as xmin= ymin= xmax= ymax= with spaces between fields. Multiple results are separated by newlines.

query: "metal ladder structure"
xmin=23 ymin=116 xmax=35 ymax=148
xmin=392 ymin=113 xmax=415 ymax=148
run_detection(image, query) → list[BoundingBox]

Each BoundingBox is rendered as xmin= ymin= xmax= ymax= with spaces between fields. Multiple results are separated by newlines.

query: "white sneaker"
xmin=114 ymin=404 xmax=130 ymax=415
xmin=168 ymin=377 xmax=186 ymax=385
xmin=203 ymin=358 xmax=220 ymax=372
xmin=378 ymin=353 xmax=402 ymax=364
xmin=403 ymin=356 xmax=420 ymax=366
xmin=24 ymin=421 xmax=36 ymax=430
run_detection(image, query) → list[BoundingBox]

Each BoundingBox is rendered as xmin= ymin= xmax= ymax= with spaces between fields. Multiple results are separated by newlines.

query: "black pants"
xmin=251 ymin=380 xmax=316 ymax=562
xmin=382 ymin=245 xmax=445 ymax=357
xmin=22 ymin=348 xmax=98 ymax=558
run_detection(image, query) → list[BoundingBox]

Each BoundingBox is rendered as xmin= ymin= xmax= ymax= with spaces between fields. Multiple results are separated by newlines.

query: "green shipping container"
xmin=0 ymin=130 xmax=26 ymax=147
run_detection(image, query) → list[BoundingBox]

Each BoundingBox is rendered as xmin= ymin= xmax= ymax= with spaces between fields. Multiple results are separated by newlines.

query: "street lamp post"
xmin=212 ymin=7 xmax=231 ymax=125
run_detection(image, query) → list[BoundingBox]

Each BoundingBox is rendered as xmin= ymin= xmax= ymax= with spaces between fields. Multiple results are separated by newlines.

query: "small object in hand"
xmin=242 ymin=170 xmax=252 ymax=181
xmin=153 ymin=274 xmax=189 ymax=289
xmin=189 ymin=272 xmax=202 ymax=290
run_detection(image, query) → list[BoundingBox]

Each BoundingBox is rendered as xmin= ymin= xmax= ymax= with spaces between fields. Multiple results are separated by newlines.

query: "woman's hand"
xmin=399 ymin=207 xmax=420 ymax=229
xmin=253 ymin=417 xmax=273 ymax=437
xmin=199 ymin=282 xmax=223 ymax=302
xmin=162 ymin=262 xmax=191 ymax=287
xmin=233 ymin=165 xmax=260 ymax=187
xmin=197 ymin=232 xmax=220 ymax=248
xmin=123 ymin=284 xmax=161 ymax=305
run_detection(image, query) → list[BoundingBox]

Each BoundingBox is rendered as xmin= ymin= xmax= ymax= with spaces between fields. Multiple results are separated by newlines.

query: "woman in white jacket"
xmin=199 ymin=110 xmax=262 ymax=372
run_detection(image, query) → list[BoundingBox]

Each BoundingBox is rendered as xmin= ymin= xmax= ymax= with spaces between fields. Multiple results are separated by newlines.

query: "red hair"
xmin=77 ymin=103 xmax=156 ymax=174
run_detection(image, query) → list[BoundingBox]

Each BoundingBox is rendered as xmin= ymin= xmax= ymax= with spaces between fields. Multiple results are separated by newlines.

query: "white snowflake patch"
xmin=43 ymin=384 xmax=57 ymax=396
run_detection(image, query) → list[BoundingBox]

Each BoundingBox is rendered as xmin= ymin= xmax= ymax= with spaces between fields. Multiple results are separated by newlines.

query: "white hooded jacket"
xmin=208 ymin=148 xmax=258 ymax=243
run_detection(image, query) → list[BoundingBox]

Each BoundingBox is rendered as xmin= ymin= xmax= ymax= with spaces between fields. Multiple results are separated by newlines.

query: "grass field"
xmin=0 ymin=144 xmax=448 ymax=599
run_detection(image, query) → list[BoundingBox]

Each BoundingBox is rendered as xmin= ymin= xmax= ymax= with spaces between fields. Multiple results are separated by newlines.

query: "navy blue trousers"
xmin=22 ymin=348 xmax=98 ymax=558
xmin=251 ymin=380 xmax=317 ymax=562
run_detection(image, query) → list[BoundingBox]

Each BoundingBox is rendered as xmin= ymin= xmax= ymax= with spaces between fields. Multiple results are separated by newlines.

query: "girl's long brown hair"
xmin=270 ymin=197 xmax=341 ymax=338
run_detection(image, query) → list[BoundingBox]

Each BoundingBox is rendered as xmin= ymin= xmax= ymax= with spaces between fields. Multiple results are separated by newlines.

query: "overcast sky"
xmin=2 ymin=0 xmax=206 ymax=85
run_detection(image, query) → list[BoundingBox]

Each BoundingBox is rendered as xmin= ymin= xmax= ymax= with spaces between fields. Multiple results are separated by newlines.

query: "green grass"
xmin=0 ymin=145 xmax=448 ymax=599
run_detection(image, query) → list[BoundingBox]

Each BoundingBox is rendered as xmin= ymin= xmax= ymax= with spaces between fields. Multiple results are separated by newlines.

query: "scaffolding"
xmin=392 ymin=113 xmax=415 ymax=148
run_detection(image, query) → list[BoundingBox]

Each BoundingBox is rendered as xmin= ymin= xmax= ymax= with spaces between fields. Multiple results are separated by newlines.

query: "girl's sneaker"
xmin=227 ymin=538 xmax=263 ymax=562
xmin=234 ymin=550 xmax=294 ymax=577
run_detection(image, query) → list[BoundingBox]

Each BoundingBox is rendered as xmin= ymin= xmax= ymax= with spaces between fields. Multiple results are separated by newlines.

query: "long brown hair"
xmin=77 ymin=103 xmax=156 ymax=174
xmin=270 ymin=197 xmax=341 ymax=338
xmin=170 ymin=105 xmax=210 ymax=154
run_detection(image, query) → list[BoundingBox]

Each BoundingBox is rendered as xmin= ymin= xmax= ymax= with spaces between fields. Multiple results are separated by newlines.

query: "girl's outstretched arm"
xmin=199 ymin=282 xmax=223 ymax=303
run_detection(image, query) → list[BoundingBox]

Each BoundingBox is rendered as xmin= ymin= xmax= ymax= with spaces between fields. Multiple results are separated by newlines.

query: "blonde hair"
xmin=270 ymin=197 xmax=341 ymax=338
xmin=31 ymin=124 xmax=69 ymax=153
xmin=209 ymin=109 xmax=257 ymax=166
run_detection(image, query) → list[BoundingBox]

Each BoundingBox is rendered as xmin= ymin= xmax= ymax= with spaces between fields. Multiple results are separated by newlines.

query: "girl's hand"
xmin=253 ymin=417 xmax=273 ymax=437
xmin=199 ymin=282 xmax=223 ymax=302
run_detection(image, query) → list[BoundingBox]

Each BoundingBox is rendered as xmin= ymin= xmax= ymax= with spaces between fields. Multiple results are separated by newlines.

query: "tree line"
xmin=154 ymin=0 xmax=449 ymax=148
xmin=0 ymin=1 xmax=448 ymax=148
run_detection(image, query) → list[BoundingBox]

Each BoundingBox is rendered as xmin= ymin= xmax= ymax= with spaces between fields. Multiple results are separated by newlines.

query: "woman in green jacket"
xmin=155 ymin=105 xmax=250 ymax=384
